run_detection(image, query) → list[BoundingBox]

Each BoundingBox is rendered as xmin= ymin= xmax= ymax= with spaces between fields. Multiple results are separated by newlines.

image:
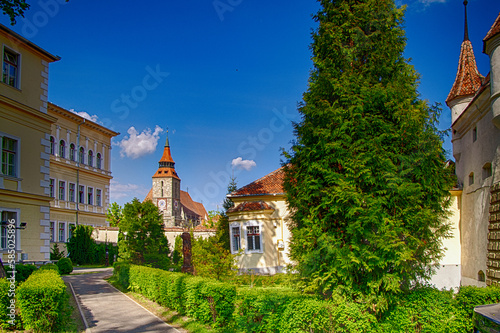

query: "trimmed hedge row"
xmin=114 ymin=263 xmax=500 ymax=332
xmin=16 ymin=269 xmax=70 ymax=332
xmin=117 ymin=264 xmax=236 ymax=328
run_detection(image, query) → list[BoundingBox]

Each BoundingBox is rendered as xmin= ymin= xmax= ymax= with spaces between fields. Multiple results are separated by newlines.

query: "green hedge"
xmin=5 ymin=264 xmax=38 ymax=284
xmin=118 ymin=264 xmax=236 ymax=328
xmin=16 ymin=270 xmax=70 ymax=332
xmin=0 ymin=278 xmax=15 ymax=330
xmin=114 ymin=264 xmax=500 ymax=333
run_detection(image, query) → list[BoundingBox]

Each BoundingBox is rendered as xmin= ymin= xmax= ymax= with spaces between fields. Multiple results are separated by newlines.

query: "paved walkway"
xmin=63 ymin=268 xmax=180 ymax=333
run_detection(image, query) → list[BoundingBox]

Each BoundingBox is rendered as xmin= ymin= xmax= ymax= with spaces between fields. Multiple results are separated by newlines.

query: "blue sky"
xmin=1 ymin=0 xmax=498 ymax=211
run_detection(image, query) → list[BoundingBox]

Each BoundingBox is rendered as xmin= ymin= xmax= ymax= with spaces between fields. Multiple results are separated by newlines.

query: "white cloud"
xmin=110 ymin=180 xmax=149 ymax=201
xmin=116 ymin=125 xmax=163 ymax=159
xmin=231 ymin=157 xmax=257 ymax=171
xmin=418 ymin=0 xmax=446 ymax=5
xmin=69 ymin=109 xmax=100 ymax=124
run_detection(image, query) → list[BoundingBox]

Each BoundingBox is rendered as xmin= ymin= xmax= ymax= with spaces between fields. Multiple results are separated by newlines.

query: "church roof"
xmin=227 ymin=200 xmax=274 ymax=213
xmin=180 ymin=190 xmax=208 ymax=219
xmin=152 ymin=135 xmax=180 ymax=180
xmin=230 ymin=167 xmax=285 ymax=197
xmin=446 ymin=2 xmax=484 ymax=105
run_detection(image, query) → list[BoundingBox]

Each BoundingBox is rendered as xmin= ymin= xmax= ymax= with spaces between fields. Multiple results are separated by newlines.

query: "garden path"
xmin=63 ymin=268 xmax=180 ymax=333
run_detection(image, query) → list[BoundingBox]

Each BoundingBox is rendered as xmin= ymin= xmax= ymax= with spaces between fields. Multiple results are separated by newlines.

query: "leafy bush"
xmin=50 ymin=243 xmax=65 ymax=260
xmin=5 ymin=264 xmax=38 ymax=284
xmin=57 ymin=258 xmax=73 ymax=275
xmin=39 ymin=263 xmax=59 ymax=272
xmin=0 ymin=278 xmax=15 ymax=330
xmin=453 ymin=285 xmax=500 ymax=332
xmin=16 ymin=270 xmax=70 ymax=332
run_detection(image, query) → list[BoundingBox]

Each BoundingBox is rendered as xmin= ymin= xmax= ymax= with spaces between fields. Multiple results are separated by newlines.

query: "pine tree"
xmin=283 ymin=0 xmax=454 ymax=309
xmin=215 ymin=177 xmax=237 ymax=250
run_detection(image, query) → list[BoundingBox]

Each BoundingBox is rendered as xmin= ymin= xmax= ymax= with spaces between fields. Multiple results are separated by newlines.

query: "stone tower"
xmin=151 ymin=133 xmax=182 ymax=227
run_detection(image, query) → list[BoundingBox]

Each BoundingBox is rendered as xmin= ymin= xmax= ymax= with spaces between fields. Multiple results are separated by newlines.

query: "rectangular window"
xmin=49 ymin=179 xmax=55 ymax=198
xmin=87 ymin=187 xmax=93 ymax=205
xmin=247 ymin=225 xmax=261 ymax=252
xmin=50 ymin=221 xmax=55 ymax=242
xmin=231 ymin=226 xmax=240 ymax=253
xmin=469 ymin=173 xmax=474 ymax=186
xmin=96 ymin=189 xmax=102 ymax=207
xmin=58 ymin=222 xmax=66 ymax=242
xmin=1 ymin=136 xmax=17 ymax=177
xmin=3 ymin=48 xmax=19 ymax=88
xmin=69 ymin=183 xmax=75 ymax=202
xmin=1 ymin=211 xmax=16 ymax=250
xmin=58 ymin=181 xmax=66 ymax=201
xmin=79 ymin=185 xmax=85 ymax=204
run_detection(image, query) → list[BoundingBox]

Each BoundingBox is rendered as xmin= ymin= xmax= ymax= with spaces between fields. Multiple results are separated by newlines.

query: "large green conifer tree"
xmin=283 ymin=0 xmax=454 ymax=307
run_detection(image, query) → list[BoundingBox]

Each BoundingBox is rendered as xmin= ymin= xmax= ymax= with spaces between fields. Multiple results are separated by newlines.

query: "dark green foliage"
xmin=56 ymin=258 xmax=73 ymax=275
xmin=192 ymin=235 xmax=237 ymax=281
xmin=378 ymin=287 xmax=460 ymax=332
xmin=5 ymin=264 xmax=38 ymax=283
xmin=0 ymin=0 xmax=30 ymax=24
xmin=50 ymin=243 xmax=65 ymax=261
xmin=213 ymin=177 xmax=238 ymax=251
xmin=113 ymin=262 xmax=131 ymax=289
xmin=283 ymin=0 xmax=454 ymax=307
xmin=16 ymin=270 xmax=70 ymax=332
xmin=119 ymin=198 xmax=170 ymax=267
xmin=454 ymin=286 xmax=500 ymax=332
xmin=172 ymin=235 xmax=183 ymax=270
xmin=119 ymin=264 xmax=236 ymax=329
xmin=66 ymin=224 xmax=95 ymax=265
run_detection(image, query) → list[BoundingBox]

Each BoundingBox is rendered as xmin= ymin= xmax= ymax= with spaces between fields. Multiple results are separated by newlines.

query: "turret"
xmin=446 ymin=0 xmax=484 ymax=124
xmin=483 ymin=12 xmax=500 ymax=128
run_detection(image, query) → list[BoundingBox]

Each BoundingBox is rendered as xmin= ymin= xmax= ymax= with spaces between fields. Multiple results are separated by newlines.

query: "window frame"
xmin=0 ymin=134 xmax=19 ymax=178
xmin=68 ymin=183 xmax=76 ymax=203
xmin=79 ymin=147 xmax=85 ymax=164
xmin=49 ymin=178 xmax=55 ymax=198
xmin=0 ymin=210 xmax=17 ymax=250
xmin=50 ymin=136 xmax=55 ymax=155
xmin=97 ymin=153 xmax=102 ymax=169
xmin=69 ymin=143 xmax=76 ymax=161
xmin=96 ymin=189 xmax=102 ymax=207
xmin=87 ymin=187 xmax=94 ymax=206
xmin=78 ymin=185 xmax=85 ymax=204
xmin=230 ymin=224 xmax=241 ymax=254
xmin=88 ymin=150 xmax=93 ymax=167
xmin=58 ymin=180 xmax=66 ymax=201
xmin=244 ymin=221 xmax=263 ymax=254
xmin=50 ymin=221 xmax=55 ymax=242
xmin=2 ymin=47 xmax=20 ymax=89
xmin=59 ymin=140 xmax=66 ymax=158
xmin=58 ymin=222 xmax=66 ymax=243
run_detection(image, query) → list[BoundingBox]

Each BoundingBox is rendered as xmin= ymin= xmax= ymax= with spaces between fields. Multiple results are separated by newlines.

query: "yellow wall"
xmin=228 ymin=195 xmax=291 ymax=274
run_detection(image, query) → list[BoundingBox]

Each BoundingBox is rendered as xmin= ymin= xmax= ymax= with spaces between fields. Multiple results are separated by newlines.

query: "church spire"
xmin=152 ymin=130 xmax=179 ymax=180
xmin=446 ymin=0 xmax=483 ymax=106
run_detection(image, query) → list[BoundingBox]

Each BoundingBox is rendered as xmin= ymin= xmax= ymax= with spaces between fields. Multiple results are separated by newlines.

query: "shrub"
xmin=5 ymin=264 xmax=38 ymax=284
xmin=0 ymin=278 xmax=16 ymax=330
xmin=57 ymin=258 xmax=73 ymax=275
xmin=50 ymin=243 xmax=65 ymax=260
xmin=39 ymin=263 xmax=59 ymax=272
xmin=454 ymin=285 xmax=500 ymax=332
xmin=113 ymin=262 xmax=130 ymax=289
xmin=16 ymin=270 xmax=70 ymax=332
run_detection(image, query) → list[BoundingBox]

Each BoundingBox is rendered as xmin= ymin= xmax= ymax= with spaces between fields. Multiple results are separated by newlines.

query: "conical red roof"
xmin=446 ymin=40 xmax=483 ymax=104
xmin=152 ymin=137 xmax=180 ymax=180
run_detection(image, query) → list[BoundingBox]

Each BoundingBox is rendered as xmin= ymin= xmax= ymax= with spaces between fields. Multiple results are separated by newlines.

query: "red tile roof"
xmin=227 ymin=201 xmax=275 ymax=213
xmin=230 ymin=167 xmax=285 ymax=197
xmin=484 ymin=13 xmax=500 ymax=45
xmin=446 ymin=40 xmax=484 ymax=104
xmin=180 ymin=190 xmax=207 ymax=219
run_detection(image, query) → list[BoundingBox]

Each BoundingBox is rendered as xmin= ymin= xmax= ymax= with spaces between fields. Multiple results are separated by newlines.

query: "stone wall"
xmin=487 ymin=182 xmax=500 ymax=286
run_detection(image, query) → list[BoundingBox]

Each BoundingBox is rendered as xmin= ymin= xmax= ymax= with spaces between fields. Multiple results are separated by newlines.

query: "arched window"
xmin=478 ymin=270 xmax=485 ymax=282
xmin=88 ymin=150 xmax=94 ymax=167
xmin=49 ymin=136 xmax=55 ymax=155
xmin=96 ymin=153 xmax=102 ymax=169
xmin=469 ymin=172 xmax=474 ymax=186
xmin=69 ymin=144 xmax=76 ymax=161
xmin=79 ymin=147 xmax=85 ymax=164
xmin=59 ymin=140 xmax=66 ymax=158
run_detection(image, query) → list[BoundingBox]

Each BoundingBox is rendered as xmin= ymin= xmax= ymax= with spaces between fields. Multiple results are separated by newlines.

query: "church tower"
xmin=152 ymin=132 xmax=182 ymax=227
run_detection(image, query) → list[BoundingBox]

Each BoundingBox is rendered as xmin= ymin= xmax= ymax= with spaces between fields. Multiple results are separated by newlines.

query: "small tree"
xmin=119 ymin=198 xmax=170 ymax=268
xmin=66 ymin=225 xmax=95 ymax=265
xmin=106 ymin=202 xmax=123 ymax=227
xmin=50 ymin=243 xmax=65 ymax=261
xmin=192 ymin=235 xmax=237 ymax=281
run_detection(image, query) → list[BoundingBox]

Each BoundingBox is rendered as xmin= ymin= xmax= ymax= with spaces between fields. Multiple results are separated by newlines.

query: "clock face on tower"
xmin=157 ymin=199 xmax=166 ymax=210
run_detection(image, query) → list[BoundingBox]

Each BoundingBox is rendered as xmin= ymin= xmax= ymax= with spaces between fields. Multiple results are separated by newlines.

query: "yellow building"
xmin=227 ymin=167 xmax=291 ymax=274
xmin=0 ymin=24 xmax=59 ymax=262
xmin=47 ymin=103 xmax=119 ymax=249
